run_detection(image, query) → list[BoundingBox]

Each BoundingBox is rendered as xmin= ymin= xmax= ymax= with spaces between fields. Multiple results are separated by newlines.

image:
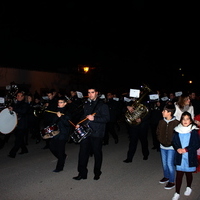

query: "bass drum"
xmin=0 ymin=108 xmax=17 ymax=134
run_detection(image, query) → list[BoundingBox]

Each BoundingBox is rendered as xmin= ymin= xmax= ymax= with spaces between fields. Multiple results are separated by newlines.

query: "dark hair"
xmin=57 ymin=96 xmax=67 ymax=102
xmin=87 ymin=86 xmax=99 ymax=92
xmin=180 ymin=111 xmax=196 ymax=127
xmin=163 ymin=104 xmax=175 ymax=115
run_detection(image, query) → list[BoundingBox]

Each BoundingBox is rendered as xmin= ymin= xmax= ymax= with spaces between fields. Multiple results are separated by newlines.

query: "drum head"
xmin=0 ymin=108 xmax=17 ymax=134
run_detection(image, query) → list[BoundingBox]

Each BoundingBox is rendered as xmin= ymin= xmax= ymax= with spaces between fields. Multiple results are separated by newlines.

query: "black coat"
xmin=106 ymin=98 xmax=121 ymax=122
xmin=82 ymin=98 xmax=110 ymax=138
xmin=12 ymin=100 xmax=29 ymax=130
xmin=52 ymin=106 xmax=72 ymax=141
xmin=43 ymin=97 xmax=58 ymax=127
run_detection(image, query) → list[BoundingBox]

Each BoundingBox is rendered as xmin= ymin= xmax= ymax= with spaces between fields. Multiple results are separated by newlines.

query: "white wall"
xmin=0 ymin=67 xmax=72 ymax=95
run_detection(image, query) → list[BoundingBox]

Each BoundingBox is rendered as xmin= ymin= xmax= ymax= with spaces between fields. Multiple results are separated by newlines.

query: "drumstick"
xmin=77 ymin=113 xmax=96 ymax=125
xmin=45 ymin=110 xmax=76 ymax=127
xmin=68 ymin=120 xmax=76 ymax=127
xmin=45 ymin=110 xmax=64 ymax=115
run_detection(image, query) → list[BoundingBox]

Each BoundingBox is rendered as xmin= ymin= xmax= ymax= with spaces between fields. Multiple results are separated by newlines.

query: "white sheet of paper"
xmin=0 ymin=97 xmax=5 ymax=104
xmin=42 ymin=96 xmax=48 ymax=100
xmin=161 ymin=96 xmax=169 ymax=101
xmin=149 ymin=94 xmax=159 ymax=100
xmin=100 ymin=94 xmax=105 ymax=99
xmin=76 ymin=91 xmax=83 ymax=98
xmin=124 ymin=97 xmax=132 ymax=102
xmin=175 ymin=91 xmax=182 ymax=97
xmin=113 ymin=97 xmax=119 ymax=101
xmin=129 ymin=89 xmax=140 ymax=98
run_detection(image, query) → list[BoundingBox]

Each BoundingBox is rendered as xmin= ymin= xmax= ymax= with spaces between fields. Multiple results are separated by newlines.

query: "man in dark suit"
xmin=73 ymin=87 xmax=110 ymax=180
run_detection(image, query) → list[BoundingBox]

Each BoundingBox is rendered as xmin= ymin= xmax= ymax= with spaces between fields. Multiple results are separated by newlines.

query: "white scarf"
xmin=174 ymin=123 xmax=198 ymax=134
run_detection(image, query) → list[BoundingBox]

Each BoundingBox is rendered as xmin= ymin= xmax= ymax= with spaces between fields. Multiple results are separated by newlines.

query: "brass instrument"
xmin=33 ymin=105 xmax=45 ymax=118
xmin=125 ymin=84 xmax=151 ymax=125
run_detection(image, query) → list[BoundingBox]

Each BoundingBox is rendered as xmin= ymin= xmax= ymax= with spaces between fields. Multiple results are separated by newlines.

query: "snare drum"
xmin=41 ymin=124 xmax=59 ymax=139
xmin=70 ymin=124 xmax=92 ymax=143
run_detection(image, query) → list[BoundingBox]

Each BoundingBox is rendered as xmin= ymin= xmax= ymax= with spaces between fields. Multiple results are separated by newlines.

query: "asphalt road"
xmin=0 ymin=122 xmax=200 ymax=200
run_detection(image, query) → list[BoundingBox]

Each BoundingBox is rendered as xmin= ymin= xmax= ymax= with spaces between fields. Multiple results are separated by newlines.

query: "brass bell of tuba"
xmin=125 ymin=84 xmax=151 ymax=125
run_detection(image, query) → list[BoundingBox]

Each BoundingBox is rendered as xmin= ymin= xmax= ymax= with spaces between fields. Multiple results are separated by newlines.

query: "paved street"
xmin=0 ymin=122 xmax=200 ymax=200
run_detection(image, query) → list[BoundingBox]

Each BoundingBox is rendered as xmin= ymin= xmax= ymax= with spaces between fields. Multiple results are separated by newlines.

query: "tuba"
xmin=125 ymin=84 xmax=151 ymax=125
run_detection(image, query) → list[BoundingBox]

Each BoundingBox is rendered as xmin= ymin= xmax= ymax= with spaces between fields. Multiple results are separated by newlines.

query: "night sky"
xmin=0 ymin=2 xmax=198 ymax=93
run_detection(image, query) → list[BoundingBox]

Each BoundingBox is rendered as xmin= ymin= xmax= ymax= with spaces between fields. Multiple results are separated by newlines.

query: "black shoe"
xmin=42 ymin=145 xmax=49 ymax=149
xmin=123 ymin=159 xmax=132 ymax=163
xmin=36 ymin=139 xmax=41 ymax=144
xmin=157 ymin=148 xmax=160 ymax=152
xmin=151 ymin=146 xmax=157 ymax=150
xmin=94 ymin=172 xmax=102 ymax=180
xmin=73 ymin=175 xmax=87 ymax=180
xmin=53 ymin=169 xmax=63 ymax=173
xmin=114 ymin=138 xmax=119 ymax=144
xmin=8 ymin=154 xmax=15 ymax=158
xmin=18 ymin=151 xmax=28 ymax=155
xmin=143 ymin=156 xmax=148 ymax=160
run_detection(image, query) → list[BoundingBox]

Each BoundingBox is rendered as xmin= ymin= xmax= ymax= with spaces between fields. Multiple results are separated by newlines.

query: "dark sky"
xmin=0 ymin=1 xmax=198 ymax=92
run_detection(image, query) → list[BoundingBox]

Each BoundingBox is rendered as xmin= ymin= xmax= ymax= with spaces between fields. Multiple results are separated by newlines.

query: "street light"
xmin=83 ymin=66 xmax=89 ymax=73
xmin=78 ymin=65 xmax=90 ymax=73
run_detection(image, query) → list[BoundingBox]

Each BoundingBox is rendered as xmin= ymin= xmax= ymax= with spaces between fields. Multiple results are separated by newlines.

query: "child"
xmin=171 ymin=111 xmax=200 ymax=200
xmin=156 ymin=104 xmax=179 ymax=189
xmin=194 ymin=114 xmax=200 ymax=173
xmin=49 ymin=97 xmax=72 ymax=172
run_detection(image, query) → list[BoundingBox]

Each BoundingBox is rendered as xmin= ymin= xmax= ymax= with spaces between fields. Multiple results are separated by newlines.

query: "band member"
xmin=26 ymin=93 xmax=35 ymax=145
xmin=32 ymin=96 xmax=43 ymax=143
xmin=67 ymin=90 xmax=84 ymax=124
xmin=103 ymin=92 xmax=121 ymax=145
xmin=42 ymin=90 xmax=58 ymax=149
xmin=49 ymin=97 xmax=72 ymax=172
xmin=73 ymin=87 xmax=110 ymax=180
xmin=67 ymin=90 xmax=84 ymax=143
xmin=8 ymin=91 xmax=29 ymax=158
xmin=123 ymin=88 xmax=151 ymax=162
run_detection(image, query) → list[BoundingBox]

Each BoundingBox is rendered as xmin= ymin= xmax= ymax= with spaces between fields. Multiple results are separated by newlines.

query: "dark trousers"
xmin=104 ymin=122 xmax=118 ymax=144
xmin=49 ymin=139 xmax=67 ymax=170
xmin=9 ymin=129 xmax=28 ymax=157
xmin=150 ymin=123 xmax=160 ymax=150
xmin=175 ymin=171 xmax=193 ymax=194
xmin=126 ymin=123 xmax=149 ymax=161
xmin=77 ymin=136 xmax=103 ymax=178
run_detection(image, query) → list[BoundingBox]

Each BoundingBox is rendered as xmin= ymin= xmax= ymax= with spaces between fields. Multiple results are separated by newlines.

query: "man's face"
xmin=88 ymin=89 xmax=98 ymax=101
xmin=107 ymin=93 xmax=113 ymax=99
xmin=16 ymin=93 xmax=25 ymax=101
xmin=47 ymin=93 xmax=53 ymax=100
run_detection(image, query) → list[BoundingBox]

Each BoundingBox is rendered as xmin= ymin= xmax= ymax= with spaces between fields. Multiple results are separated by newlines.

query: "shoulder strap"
xmin=91 ymin=98 xmax=101 ymax=114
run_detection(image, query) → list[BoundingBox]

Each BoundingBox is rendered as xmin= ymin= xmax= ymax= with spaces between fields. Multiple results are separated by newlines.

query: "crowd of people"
xmin=1 ymin=85 xmax=200 ymax=200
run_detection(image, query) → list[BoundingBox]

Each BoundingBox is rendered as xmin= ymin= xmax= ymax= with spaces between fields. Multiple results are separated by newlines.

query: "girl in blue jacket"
xmin=171 ymin=111 xmax=200 ymax=200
